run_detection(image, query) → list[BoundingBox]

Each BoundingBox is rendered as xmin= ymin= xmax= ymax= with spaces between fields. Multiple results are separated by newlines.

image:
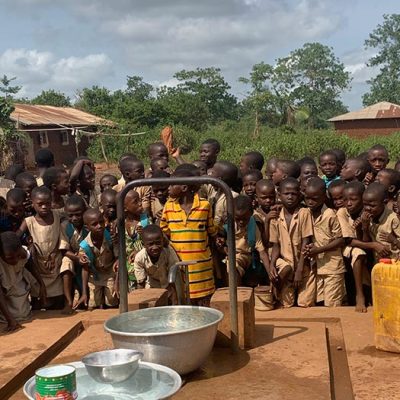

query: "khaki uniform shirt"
xmin=336 ymin=207 xmax=358 ymax=239
xmin=113 ymin=183 xmax=151 ymax=210
xmin=311 ymin=206 xmax=345 ymax=275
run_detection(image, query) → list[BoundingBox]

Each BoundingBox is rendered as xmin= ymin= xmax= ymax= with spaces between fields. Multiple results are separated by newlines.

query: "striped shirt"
xmin=160 ymin=194 xmax=217 ymax=299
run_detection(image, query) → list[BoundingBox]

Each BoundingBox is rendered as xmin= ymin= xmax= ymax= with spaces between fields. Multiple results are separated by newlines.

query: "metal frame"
xmin=116 ymin=176 xmax=239 ymax=352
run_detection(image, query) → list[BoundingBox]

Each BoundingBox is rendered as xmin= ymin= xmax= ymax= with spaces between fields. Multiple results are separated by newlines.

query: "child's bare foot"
xmin=355 ymin=295 xmax=367 ymax=313
xmin=62 ymin=304 xmax=75 ymax=315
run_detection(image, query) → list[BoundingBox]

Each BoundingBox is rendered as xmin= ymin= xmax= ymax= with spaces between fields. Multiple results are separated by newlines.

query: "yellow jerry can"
xmin=372 ymin=259 xmax=400 ymax=353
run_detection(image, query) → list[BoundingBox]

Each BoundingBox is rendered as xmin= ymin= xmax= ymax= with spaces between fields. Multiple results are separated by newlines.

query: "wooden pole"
xmin=99 ymin=135 xmax=108 ymax=163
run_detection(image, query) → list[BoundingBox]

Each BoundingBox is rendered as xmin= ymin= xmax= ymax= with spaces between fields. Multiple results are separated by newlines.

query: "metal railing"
xmin=116 ymin=176 xmax=239 ymax=352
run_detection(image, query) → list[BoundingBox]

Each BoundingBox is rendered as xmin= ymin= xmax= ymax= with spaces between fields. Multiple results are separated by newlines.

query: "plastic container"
xmin=372 ymin=259 xmax=400 ymax=353
xmin=254 ymin=286 xmax=274 ymax=311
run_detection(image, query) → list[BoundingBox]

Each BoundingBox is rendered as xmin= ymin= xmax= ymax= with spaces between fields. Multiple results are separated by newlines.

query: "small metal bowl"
xmin=81 ymin=349 xmax=143 ymax=383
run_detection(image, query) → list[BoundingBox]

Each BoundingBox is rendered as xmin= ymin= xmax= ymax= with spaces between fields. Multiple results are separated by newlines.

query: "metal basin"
xmin=104 ymin=306 xmax=224 ymax=375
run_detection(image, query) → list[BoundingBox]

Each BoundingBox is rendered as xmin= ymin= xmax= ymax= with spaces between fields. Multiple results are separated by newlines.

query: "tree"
xmin=362 ymin=14 xmax=400 ymax=106
xmin=0 ymin=75 xmax=21 ymax=99
xmin=31 ymin=90 xmax=71 ymax=107
xmin=75 ymin=86 xmax=114 ymax=118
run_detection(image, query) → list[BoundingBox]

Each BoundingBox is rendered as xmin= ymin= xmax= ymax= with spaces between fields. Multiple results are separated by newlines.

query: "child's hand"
xmin=46 ymin=253 xmax=57 ymax=271
xmin=79 ymin=253 xmax=90 ymax=268
xmin=378 ymin=232 xmax=397 ymax=245
xmin=73 ymin=294 xmax=88 ymax=309
xmin=113 ymin=280 xmax=120 ymax=299
xmin=361 ymin=211 xmax=372 ymax=230
xmin=128 ymin=252 xmax=137 ymax=265
xmin=363 ymin=172 xmax=375 ymax=186
xmin=7 ymin=318 xmax=22 ymax=332
xmin=167 ymin=283 xmax=178 ymax=305
xmin=155 ymin=209 xmax=163 ymax=221
xmin=293 ymin=269 xmax=303 ymax=289
xmin=373 ymin=242 xmax=391 ymax=257
xmin=266 ymin=264 xmax=278 ymax=284
xmin=113 ymin=260 xmax=119 ymax=273
xmin=136 ymin=225 xmax=143 ymax=236
xmin=353 ymin=217 xmax=362 ymax=230
xmin=303 ymin=243 xmax=318 ymax=258
xmin=171 ymin=147 xmax=181 ymax=159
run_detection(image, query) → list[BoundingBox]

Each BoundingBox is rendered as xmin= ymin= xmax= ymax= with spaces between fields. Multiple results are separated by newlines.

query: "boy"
xmin=42 ymin=167 xmax=70 ymax=214
xmin=0 ymin=164 xmax=22 ymax=200
xmin=303 ymin=177 xmax=345 ymax=307
xmin=15 ymin=172 xmax=38 ymax=216
xmin=113 ymin=157 xmax=151 ymax=213
xmin=269 ymin=178 xmax=315 ymax=308
xmin=327 ymin=180 xmax=346 ymax=211
xmin=0 ymin=232 xmax=46 ymax=331
xmin=150 ymin=170 xmax=170 ymax=224
xmin=148 ymin=142 xmax=169 ymax=162
xmin=340 ymin=158 xmax=368 ymax=182
xmin=99 ymin=174 xmax=118 ymax=193
xmin=298 ymin=159 xmax=318 ymax=193
xmin=149 ymin=158 xmax=170 ymax=176
xmin=319 ymin=150 xmax=340 ymax=188
xmin=0 ymin=188 xmax=26 ymax=234
xmin=239 ymin=151 xmax=265 ymax=176
xmin=35 ymin=148 xmax=55 ymax=186
xmin=193 ymin=160 xmax=208 ymax=176
xmin=375 ymin=168 xmax=400 ymax=209
xmin=332 ymin=149 xmax=346 ymax=174
xmin=242 ymin=170 xmax=263 ymax=207
xmin=100 ymin=189 xmax=117 ymax=230
xmin=70 ymin=159 xmax=99 ymax=208
xmin=134 ymin=225 xmax=180 ymax=303
xmin=79 ymin=208 xmax=118 ymax=309
xmin=265 ymin=157 xmax=278 ymax=180
xmin=367 ymin=144 xmax=389 ymax=177
xmin=199 ymin=139 xmax=220 ymax=171
xmin=272 ymin=160 xmax=301 ymax=188
xmin=160 ymin=169 xmax=217 ymax=306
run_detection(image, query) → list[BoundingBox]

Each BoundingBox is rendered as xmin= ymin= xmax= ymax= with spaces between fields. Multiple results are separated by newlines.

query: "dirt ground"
xmin=1 ymin=304 xmax=399 ymax=400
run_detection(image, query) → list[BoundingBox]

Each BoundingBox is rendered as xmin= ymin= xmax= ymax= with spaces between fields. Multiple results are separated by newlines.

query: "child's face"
xmin=242 ymin=176 xmax=258 ymax=198
xmin=199 ymin=144 xmax=218 ymax=167
xmin=100 ymin=176 xmax=117 ymax=192
xmin=300 ymin=164 xmax=318 ymax=188
xmin=1 ymin=246 xmax=25 ymax=265
xmin=20 ymin=180 xmax=37 ymax=198
xmin=265 ymin=161 xmax=277 ymax=180
xmin=272 ymin=167 xmax=286 ymax=186
xmin=328 ymin=186 xmax=345 ymax=210
xmin=193 ymin=161 xmax=207 ymax=176
xmin=368 ymin=150 xmax=388 ymax=174
xmin=304 ymin=186 xmax=326 ymax=212
xmin=101 ymin=195 xmax=117 ymax=221
xmin=32 ymin=193 xmax=52 ymax=218
xmin=153 ymin=159 xmax=170 ymax=173
xmin=124 ymin=192 xmax=143 ymax=216
xmin=85 ymin=213 xmax=105 ymax=236
xmin=80 ymin=168 xmax=95 ymax=191
xmin=344 ymin=189 xmax=363 ymax=215
xmin=122 ymin=166 xmax=144 ymax=183
xmin=150 ymin=147 xmax=169 ymax=161
xmin=55 ymin=172 xmax=70 ymax=195
xmin=256 ymin=185 xmax=276 ymax=211
xmin=375 ymin=170 xmax=392 ymax=192
xmin=234 ymin=207 xmax=252 ymax=229
xmin=340 ymin=160 xmax=358 ymax=182
xmin=239 ymin=156 xmax=251 ymax=175
xmin=65 ymin=204 xmax=84 ymax=229
xmin=7 ymin=199 xmax=25 ymax=221
xmin=319 ymin=155 xmax=337 ymax=178
xmin=152 ymin=185 xmax=169 ymax=203
xmin=168 ymin=184 xmax=186 ymax=199
xmin=143 ymin=232 xmax=163 ymax=259
xmin=363 ymin=192 xmax=385 ymax=219
xmin=279 ymin=183 xmax=300 ymax=210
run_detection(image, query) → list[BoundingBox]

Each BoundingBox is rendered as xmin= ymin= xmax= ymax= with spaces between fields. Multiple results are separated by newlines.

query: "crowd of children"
xmin=0 ymin=141 xmax=399 ymax=332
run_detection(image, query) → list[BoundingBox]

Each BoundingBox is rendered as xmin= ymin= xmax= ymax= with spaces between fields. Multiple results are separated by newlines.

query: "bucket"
xmin=254 ymin=286 xmax=274 ymax=311
xmin=35 ymin=365 xmax=77 ymax=400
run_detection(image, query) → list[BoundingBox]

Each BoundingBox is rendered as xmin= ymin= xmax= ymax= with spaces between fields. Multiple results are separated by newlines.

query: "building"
xmin=10 ymin=104 xmax=112 ymax=167
xmin=328 ymin=101 xmax=400 ymax=138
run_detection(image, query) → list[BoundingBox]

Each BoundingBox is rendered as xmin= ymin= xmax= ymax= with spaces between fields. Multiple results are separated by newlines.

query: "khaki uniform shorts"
xmin=317 ymin=273 xmax=345 ymax=307
xmin=88 ymin=276 xmax=118 ymax=308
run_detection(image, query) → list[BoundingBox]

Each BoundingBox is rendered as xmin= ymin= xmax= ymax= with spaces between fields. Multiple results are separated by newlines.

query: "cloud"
xmin=0 ymin=49 xmax=113 ymax=98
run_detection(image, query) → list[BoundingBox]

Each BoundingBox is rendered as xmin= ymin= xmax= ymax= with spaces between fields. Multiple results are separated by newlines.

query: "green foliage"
xmin=363 ymin=14 xmax=400 ymax=106
xmin=31 ymin=89 xmax=71 ymax=107
xmin=0 ymin=75 xmax=21 ymax=99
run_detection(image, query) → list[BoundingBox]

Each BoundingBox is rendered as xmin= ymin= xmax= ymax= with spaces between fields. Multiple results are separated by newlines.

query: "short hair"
xmin=118 ymin=153 xmax=137 ymax=163
xmin=279 ymin=177 xmax=300 ymax=192
xmin=256 ymin=179 xmax=275 ymax=192
xmin=172 ymin=168 xmax=196 ymax=178
xmin=276 ymin=160 xmax=301 ymax=179
xmin=15 ymin=172 xmax=36 ymax=188
xmin=328 ymin=179 xmax=346 ymax=193
xmin=6 ymin=188 xmax=26 ymax=203
xmin=343 ymin=180 xmax=365 ymax=196
xmin=43 ymin=167 xmax=67 ymax=189
xmin=346 ymin=158 xmax=369 ymax=179
xmin=83 ymin=207 xmax=102 ymax=222
xmin=214 ymin=161 xmax=239 ymax=187
xmin=305 ymin=176 xmax=326 ymax=193
xmin=31 ymin=185 xmax=51 ymax=200
xmin=4 ymin=164 xmax=24 ymax=181
xmin=150 ymin=158 xmax=168 ymax=171
xmin=65 ymin=194 xmax=87 ymax=210
xmin=119 ymin=157 xmax=144 ymax=172
xmin=368 ymin=144 xmax=389 ymax=157
xmin=148 ymin=142 xmax=168 ymax=155
xmin=201 ymin=138 xmax=220 ymax=152
xmin=297 ymin=157 xmax=316 ymax=168
xmin=243 ymin=151 xmax=264 ymax=170
xmin=35 ymin=148 xmax=54 ymax=168
xmin=331 ymin=149 xmax=346 ymax=166
xmin=379 ymin=168 xmax=400 ymax=191
xmin=319 ymin=150 xmax=337 ymax=163
xmin=234 ymin=195 xmax=253 ymax=212
xmin=100 ymin=188 xmax=117 ymax=202
xmin=100 ymin=174 xmax=118 ymax=185
xmin=364 ymin=182 xmax=388 ymax=201
xmin=242 ymin=170 xmax=263 ymax=182
xmin=142 ymin=224 xmax=163 ymax=240
xmin=0 ymin=231 xmax=21 ymax=254
xmin=152 ymin=170 xmax=171 ymax=179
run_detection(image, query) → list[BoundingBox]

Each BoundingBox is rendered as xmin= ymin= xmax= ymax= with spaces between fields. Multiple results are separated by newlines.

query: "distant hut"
xmin=328 ymin=101 xmax=400 ymax=138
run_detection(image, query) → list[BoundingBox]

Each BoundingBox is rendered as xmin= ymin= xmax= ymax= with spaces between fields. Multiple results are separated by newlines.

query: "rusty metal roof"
xmin=329 ymin=102 xmax=400 ymax=122
xmin=10 ymin=104 xmax=112 ymax=126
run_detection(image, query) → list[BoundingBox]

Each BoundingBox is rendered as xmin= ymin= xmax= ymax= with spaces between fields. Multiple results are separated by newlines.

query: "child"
xmin=269 ymin=178 xmax=315 ymax=308
xmin=239 ymin=151 xmax=265 ymax=176
xmin=148 ymin=142 xmax=169 ymax=162
xmin=340 ymin=158 xmax=368 ymax=182
xmin=332 ymin=149 xmax=346 ymax=174
xmin=193 ymin=160 xmax=208 ymax=176
xmin=319 ymin=150 xmax=340 ymax=188
xmin=254 ymin=179 xmax=280 ymax=248
xmin=242 ymin=170 xmax=263 ymax=207
xmin=199 ymin=139 xmax=220 ymax=171
xmin=150 ymin=171 xmax=170 ymax=224
xmin=42 ymin=167 xmax=70 ymax=216
xmin=265 ymin=157 xmax=278 ymax=180
xmin=0 ymin=232 xmax=45 ymax=331
xmin=0 ymin=188 xmax=26 ymax=233
xmin=18 ymin=186 xmax=69 ymax=310
xmin=70 ymin=159 xmax=99 ymax=208
xmin=35 ymin=148 xmax=55 ymax=186
xmin=113 ymin=157 xmax=151 ymax=213
xmin=116 ymin=153 xmax=138 ymax=186
xmin=367 ymin=144 xmax=389 ymax=177
xmin=100 ymin=189 xmax=117 ymax=230
xmin=327 ymin=180 xmax=346 ymax=211
xmin=99 ymin=174 xmax=118 ymax=193
xmin=15 ymin=172 xmax=38 ymax=215
xmin=303 ymin=177 xmax=345 ymax=307
xmin=79 ymin=208 xmax=118 ymax=309
xmin=375 ymin=168 xmax=400 ymax=209
xmin=298 ymin=159 xmax=318 ymax=193
xmin=0 ymin=164 xmax=23 ymax=200
xmin=134 ymin=225 xmax=180 ymax=303
xmin=160 ymin=169 xmax=217 ymax=306
xmin=272 ymin=160 xmax=301 ymax=188
xmin=61 ymin=195 xmax=88 ymax=311
xmin=149 ymin=158 xmax=170 ymax=176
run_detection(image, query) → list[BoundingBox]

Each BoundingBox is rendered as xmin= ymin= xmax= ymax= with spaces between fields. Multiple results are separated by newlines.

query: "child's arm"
xmin=304 ymin=238 xmax=345 ymax=257
xmin=24 ymin=253 xmax=47 ymax=306
xmin=16 ymin=220 xmax=27 ymax=238
xmin=0 ymin=287 xmax=21 ymax=332
xmin=294 ymin=237 xmax=312 ymax=288
xmin=74 ymin=268 xmax=89 ymax=309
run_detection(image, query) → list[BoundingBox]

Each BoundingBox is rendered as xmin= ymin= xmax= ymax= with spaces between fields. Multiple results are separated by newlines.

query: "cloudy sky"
xmin=0 ymin=0 xmax=398 ymax=110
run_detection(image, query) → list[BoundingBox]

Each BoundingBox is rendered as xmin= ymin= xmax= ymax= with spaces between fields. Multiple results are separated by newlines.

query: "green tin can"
xmin=35 ymin=365 xmax=77 ymax=400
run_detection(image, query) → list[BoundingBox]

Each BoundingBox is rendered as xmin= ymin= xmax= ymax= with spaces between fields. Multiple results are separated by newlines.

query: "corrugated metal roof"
xmin=328 ymin=102 xmax=400 ymax=122
xmin=10 ymin=104 xmax=112 ymax=126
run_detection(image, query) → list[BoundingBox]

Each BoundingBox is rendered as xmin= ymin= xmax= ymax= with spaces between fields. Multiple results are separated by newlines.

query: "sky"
xmin=0 ymin=0 xmax=398 ymax=110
